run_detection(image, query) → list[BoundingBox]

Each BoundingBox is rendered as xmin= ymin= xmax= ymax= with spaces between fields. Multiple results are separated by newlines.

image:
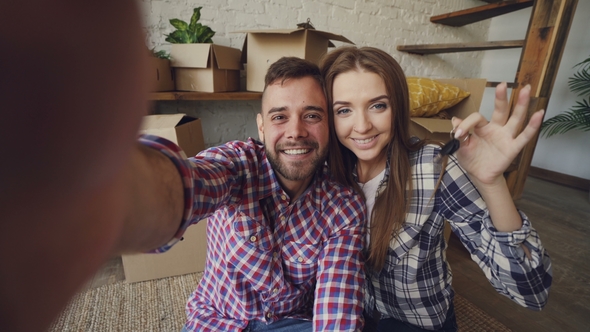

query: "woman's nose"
xmin=353 ymin=112 xmax=372 ymax=133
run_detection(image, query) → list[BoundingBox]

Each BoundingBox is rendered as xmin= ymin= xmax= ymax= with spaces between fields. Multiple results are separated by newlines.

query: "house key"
xmin=436 ymin=129 xmax=469 ymax=160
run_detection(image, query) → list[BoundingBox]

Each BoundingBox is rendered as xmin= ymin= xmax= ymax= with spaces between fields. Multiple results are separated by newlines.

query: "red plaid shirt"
xmin=140 ymin=136 xmax=366 ymax=331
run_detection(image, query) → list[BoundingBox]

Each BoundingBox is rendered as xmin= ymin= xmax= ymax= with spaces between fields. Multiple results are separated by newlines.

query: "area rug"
xmin=50 ymin=270 xmax=511 ymax=332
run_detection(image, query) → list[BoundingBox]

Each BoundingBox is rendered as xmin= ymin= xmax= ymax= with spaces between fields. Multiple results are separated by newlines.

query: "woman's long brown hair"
xmin=320 ymin=46 xmax=425 ymax=272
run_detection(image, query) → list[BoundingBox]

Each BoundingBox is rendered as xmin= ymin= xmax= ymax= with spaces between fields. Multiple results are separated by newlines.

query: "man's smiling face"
xmin=257 ymin=76 xmax=329 ymax=191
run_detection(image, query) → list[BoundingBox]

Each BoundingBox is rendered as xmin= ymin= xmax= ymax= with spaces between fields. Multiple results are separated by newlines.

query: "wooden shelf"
xmin=486 ymin=81 xmax=518 ymax=88
xmin=397 ymin=39 xmax=524 ymax=55
xmin=149 ymin=91 xmax=262 ymax=101
xmin=431 ymin=0 xmax=534 ymax=27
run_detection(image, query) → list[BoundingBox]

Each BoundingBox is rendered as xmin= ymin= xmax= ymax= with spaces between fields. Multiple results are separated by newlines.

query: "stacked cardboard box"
xmin=235 ymin=28 xmax=354 ymax=92
xmin=122 ymin=114 xmax=207 ymax=283
xmin=170 ymin=44 xmax=242 ymax=93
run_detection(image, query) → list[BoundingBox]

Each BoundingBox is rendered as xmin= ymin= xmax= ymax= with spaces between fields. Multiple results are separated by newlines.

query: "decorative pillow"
xmin=407 ymin=77 xmax=470 ymax=117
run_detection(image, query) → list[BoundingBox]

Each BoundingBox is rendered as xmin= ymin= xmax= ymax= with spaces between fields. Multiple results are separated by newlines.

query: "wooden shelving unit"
xmin=397 ymin=0 xmax=578 ymax=199
xmin=149 ymin=91 xmax=262 ymax=101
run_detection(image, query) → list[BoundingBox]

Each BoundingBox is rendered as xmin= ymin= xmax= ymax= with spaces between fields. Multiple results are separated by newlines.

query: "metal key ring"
xmin=450 ymin=128 xmax=471 ymax=142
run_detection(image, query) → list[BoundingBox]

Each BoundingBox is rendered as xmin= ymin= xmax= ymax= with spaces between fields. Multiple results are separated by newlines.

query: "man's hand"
xmin=0 ymin=1 xmax=157 ymax=331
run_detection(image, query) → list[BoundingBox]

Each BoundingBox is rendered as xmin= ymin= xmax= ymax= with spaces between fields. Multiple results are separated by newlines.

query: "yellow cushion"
xmin=407 ymin=77 xmax=470 ymax=117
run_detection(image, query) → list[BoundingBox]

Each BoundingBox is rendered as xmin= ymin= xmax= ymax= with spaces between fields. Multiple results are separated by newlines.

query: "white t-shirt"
xmin=358 ymin=168 xmax=386 ymax=242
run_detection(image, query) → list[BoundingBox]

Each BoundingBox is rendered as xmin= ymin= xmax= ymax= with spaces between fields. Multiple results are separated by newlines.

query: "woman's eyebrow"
xmin=332 ymin=100 xmax=350 ymax=107
xmin=369 ymin=95 xmax=389 ymax=102
xmin=333 ymin=94 xmax=389 ymax=106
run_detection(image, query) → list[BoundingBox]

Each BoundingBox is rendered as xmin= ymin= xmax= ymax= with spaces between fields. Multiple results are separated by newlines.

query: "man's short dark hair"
xmin=263 ymin=57 xmax=325 ymax=94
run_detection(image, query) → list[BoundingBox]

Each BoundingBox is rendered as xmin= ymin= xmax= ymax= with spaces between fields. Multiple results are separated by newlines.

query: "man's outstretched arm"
xmin=0 ymin=1 xmax=184 ymax=331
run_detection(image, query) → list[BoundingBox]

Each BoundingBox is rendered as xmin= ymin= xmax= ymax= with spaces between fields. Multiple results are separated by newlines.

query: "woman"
xmin=320 ymin=46 xmax=552 ymax=332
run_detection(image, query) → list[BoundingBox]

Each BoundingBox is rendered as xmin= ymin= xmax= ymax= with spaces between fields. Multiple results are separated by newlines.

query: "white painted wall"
xmin=140 ymin=1 xmax=590 ymax=180
xmin=139 ymin=0 xmax=489 ymax=147
xmin=140 ymin=0 xmax=590 ymax=180
xmin=479 ymin=1 xmax=590 ymax=180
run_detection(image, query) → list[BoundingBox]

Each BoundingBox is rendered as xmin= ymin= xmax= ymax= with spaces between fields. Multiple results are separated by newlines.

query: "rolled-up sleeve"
xmin=138 ymin=134 xmax=196 ymax=253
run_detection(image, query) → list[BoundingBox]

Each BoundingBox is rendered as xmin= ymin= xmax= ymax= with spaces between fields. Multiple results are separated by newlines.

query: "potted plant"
xmin=165 ymin=7 xmax=215 ymax=44
xmin=165 ymin=7 xmax=242 ymax=92
xmin=150 ymin=48 xmax=170 ymax=60
xmin=540 ymin=55 xmax=590 ymax=137
xmin=147 ymin=47 xmax=174 ymax=91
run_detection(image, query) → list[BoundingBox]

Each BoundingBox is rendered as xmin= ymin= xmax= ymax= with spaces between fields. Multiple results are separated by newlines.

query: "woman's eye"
xmin=372 ymin=103 xmax=388 ymax=110
xmin=335 ymin=108 xmax=351 ymax=115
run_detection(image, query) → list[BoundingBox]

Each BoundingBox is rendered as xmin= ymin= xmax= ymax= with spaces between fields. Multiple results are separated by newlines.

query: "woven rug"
xmin=50 ymin=269 xmax=511 ymax=331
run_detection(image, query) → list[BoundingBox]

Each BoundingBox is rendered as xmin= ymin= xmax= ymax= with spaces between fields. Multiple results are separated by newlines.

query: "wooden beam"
xmin=505 ymin=0 xmax=579 ymax=199
xmin=486 ymin=81 xmax=518 ymax=88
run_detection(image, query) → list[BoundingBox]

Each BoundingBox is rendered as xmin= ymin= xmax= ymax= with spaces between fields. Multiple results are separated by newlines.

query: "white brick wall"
xmin=141 ymin=0 xmax=489 ymax=147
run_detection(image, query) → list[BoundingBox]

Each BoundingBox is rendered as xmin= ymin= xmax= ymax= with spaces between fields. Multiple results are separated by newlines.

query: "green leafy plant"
xmin=541 ymin=55 xmax=590 ymax=138
xmin=165 ymin=7 xmax=215 ymax=44
xmin=150 ymin=47 xmax=170 ymax=60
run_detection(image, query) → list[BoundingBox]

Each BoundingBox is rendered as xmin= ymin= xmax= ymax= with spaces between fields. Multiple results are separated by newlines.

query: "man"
xmin=1 ymin=3 xmax=365 ymax=331
xmin=143 ymin=57 xmax=366 ymax=331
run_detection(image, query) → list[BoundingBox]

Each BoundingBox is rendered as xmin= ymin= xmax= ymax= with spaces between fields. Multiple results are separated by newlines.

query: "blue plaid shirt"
xmin=140 ymin=136 xmax=366 ymax=331
xmin=364 ymin=144 xmax=552 ymax=330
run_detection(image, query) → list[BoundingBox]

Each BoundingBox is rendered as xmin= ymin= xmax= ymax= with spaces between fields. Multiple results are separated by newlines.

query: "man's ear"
xmin=256 ymin=113 xmax=264 ymax=142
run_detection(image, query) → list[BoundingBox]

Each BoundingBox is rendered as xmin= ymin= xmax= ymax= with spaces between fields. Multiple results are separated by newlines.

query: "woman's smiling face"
xmin=332 ymin=69 xmax=392 ymax=169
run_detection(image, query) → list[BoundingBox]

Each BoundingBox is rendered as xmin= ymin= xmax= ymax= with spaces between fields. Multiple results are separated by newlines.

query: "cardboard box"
xmin=170 ymin=44 xmax=242 ymax=92
xmin=409 ymin=78 xmax=487 ymax=143
xmin=235 ymin=28 xmax=354 ymax=92
xmin=148 ymin=57 xmax=175 ymax=92
xmin=122 ymin=113 xmax=207 ymax=283
xmin=138 ymin=113 xmax=205 ymax=158
xmin=122 ymin=221 xmax=208 ymax=283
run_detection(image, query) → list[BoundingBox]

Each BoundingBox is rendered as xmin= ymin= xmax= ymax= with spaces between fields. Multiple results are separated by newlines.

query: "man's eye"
xmin=272 ymin=115 xmax=285 ymax=121
xmin=304 ymin=113 xmax=323 ymax=122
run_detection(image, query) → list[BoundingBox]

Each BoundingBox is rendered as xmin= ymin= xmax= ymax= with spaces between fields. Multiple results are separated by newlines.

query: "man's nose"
xmin=285 ymin=118 xmax=308 ymax=139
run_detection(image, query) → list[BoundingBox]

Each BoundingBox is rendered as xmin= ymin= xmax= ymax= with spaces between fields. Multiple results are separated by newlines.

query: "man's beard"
xmin=265 ymin=140 xmax=327 ymax=181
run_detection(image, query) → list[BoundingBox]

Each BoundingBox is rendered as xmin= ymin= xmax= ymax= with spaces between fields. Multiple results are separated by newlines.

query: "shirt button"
xmin=250 ymin=235 xmax=257 ymax=242
xmin=266 ymin=312 xmax=273 ymax=319
xmin=297 ymin=256 xmax=304 ymax=263
xmin=273 ymin=252 xmax=279 ymax=259
xmin=273 ymin=288 xmax=279 ymax=294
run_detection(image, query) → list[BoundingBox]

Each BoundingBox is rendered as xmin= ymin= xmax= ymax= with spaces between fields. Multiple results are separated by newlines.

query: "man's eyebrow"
xmin=305 ymin=105 xmax=326 ymax=113
xmin=267 ymin=106 xmax=287 ymax=115
xmin=267 ymin=105 xmax=325 ymax=114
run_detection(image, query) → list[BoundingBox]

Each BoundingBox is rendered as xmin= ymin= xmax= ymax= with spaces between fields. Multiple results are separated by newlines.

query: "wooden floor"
xmin=447 ymin=176 xmax=590 ymax=332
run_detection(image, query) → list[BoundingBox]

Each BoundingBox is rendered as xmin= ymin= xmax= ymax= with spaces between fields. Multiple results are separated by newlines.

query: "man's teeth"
xmin=354 ymin=137 xmax=374 ymax=144
xmin=284 ymin=149 xmax=310 ymax=155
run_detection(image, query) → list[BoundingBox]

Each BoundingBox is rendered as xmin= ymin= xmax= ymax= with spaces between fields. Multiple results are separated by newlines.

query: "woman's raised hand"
xmin=450 ymin=82 xmax=545 ymax=186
